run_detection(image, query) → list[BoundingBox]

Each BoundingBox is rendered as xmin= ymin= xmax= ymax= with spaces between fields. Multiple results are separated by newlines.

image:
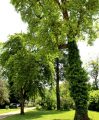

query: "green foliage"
xmin=0 ymin=47 xmax=9 ymax=106
xmin=10 ymin=0 xmax=99 ymax=46
xmin=89 ymin=90 xmax=99 ymax=111
xmin=36 ymin=88 xmax=56 ymax=110
xmin=36 ymin=81 xmax=74 ymax=111
xmin=0 ymin=33 xmax=54 ymax=114
xmin=0 ymin=34 xmax=31 ymax=98
xmin=44 ymin=89 xmax=56 ymax=110
xmin=60 ymin=81 xmax=74 ymax=110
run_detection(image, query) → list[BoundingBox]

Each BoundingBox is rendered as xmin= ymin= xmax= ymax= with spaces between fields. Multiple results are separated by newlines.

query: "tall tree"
xmin=10 ymin=0 xmax=99 ymax=119
xmin=88 ymin=58 xmax=99 ymax=90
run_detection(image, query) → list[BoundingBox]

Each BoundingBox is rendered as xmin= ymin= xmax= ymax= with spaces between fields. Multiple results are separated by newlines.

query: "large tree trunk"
xmin=68 ymin=40 xmax=90 ymax=120
xmin=74 ymin=109 xmax=89 ymax=120
xmin=56 ymin=58 xmax=60 ymax=110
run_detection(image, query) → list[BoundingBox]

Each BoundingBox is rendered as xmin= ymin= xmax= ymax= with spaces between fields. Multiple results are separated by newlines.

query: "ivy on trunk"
xmin=68 ymin=40 xmax=89 ymax=120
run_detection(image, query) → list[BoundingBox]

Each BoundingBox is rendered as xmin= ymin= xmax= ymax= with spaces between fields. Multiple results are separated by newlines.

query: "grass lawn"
xmin=0 ymin=108 xmax=19 ymax=114
xmin=2 ymin=110 xmax=99 ymax=120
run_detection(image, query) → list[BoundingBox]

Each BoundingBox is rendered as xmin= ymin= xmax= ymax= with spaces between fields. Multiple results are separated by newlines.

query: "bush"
xmin=60 ymin=97 xmax=74 ymax=110
xmin=35 ymin=89 xmax=56 ymax=110
xmin=41 ymin=89 xmax=56 ymax=110
xmin=36 ymin=104 xmax=42 ymax=110
xmin=60 ymin=81 xmax=74 ymax=110
xmin=88 ymin=90 xmax=99 ymax=111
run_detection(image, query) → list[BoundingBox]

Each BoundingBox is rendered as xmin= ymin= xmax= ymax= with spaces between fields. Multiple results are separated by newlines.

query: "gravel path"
xmin=0 ymin=107 xmax=35 ymax=120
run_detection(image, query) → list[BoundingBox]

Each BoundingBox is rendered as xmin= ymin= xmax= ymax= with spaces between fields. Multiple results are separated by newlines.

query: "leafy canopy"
xmin=10 ymin=0 xmax=99 ymax=46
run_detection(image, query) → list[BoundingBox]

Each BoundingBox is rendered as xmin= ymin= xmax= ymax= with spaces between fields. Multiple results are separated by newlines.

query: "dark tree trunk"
xmin=20 ymin=89 xmax=25 ymax=115
xmin=74 ymin=109 xmax=90 ymax=120
xmin=68 ymin=41 xmax=90 ymax=120
xmin=56 ymin=58 xmax=60 ymax=110
xmin=20 ymin=99 xmax=25 ymax=115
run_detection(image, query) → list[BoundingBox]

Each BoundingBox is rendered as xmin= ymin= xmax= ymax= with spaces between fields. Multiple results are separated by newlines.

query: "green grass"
xmin=89 ymin=111 xmax=99 ymax=120
xmin=0 ymin=108 xmax=19 ymax=114
xmin=2 ymin=110 xmax=99 ymax=120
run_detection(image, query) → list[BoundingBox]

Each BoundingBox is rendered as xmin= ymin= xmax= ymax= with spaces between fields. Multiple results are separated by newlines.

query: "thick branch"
xmin=54 ymin=0 xmax=69 ymax=20
xmin=61 ymin=0 xmax=69 ymax=20
xmin=58 ymin=44 xmax=68 ymax=49
xmin=74 ymin=9 xmax=84 ymax=36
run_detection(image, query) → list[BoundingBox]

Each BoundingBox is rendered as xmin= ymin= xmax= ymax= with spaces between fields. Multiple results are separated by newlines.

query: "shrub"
xmin=60 ymin=81 xmax=74 ymax=110
xmin=60 ymin=97 xmax=74 ymax=110
xmin=41 ymin=89 xmax=56 ymax=110
xmin=88 ymin=90 xmax=99 ymax=111
xmin=35 ymin=89 xmax=56 ymax=110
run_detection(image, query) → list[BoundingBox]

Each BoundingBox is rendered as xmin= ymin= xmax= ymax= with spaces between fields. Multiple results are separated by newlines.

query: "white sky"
xmin=0 ymin=0 xmax=99 ymax=64
xmin=78 ymin=39 xmax=99 ymax=64
xmin=0 ymin=0 xmax=27 ymax=42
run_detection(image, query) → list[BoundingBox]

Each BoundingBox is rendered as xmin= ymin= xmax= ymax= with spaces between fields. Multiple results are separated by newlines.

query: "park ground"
xmin=0 ymin=109 xmax=99 ymax=120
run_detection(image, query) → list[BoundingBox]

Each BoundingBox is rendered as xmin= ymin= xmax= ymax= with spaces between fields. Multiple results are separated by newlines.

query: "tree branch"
xmin=61 ymin=0 xmax=69 ymax=20
xmin=58 ymin=44 xmax=68 ymax=49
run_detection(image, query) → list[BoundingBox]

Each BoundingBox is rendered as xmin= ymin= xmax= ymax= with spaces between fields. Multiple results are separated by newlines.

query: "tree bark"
xmin=20 ymin=99 xmax=25 ymax=115
xmin=74 ymin=109 xmax=90 ymax=120
xmin=20 ymin=89 xmax=25 ymax=115
xmin=56 ymin=58 xmax=60 ymax=110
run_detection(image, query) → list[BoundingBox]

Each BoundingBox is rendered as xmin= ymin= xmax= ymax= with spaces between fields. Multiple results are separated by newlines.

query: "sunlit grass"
xmin=88 ymin=111 xmax=99 ymax=120
xmin=0 ymin=108 xmax=19 ymax=114
xmin=1 ymin=110 xmax=99 ymax=120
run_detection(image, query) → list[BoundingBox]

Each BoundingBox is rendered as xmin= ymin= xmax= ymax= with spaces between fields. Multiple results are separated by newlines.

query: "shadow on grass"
xmin=4 ymin=110 xmax=73 ymax=120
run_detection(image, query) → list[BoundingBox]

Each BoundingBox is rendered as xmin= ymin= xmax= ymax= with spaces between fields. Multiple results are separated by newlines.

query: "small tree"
xmin=1 ymin=34 xmax=33 ymax=114
xmin=1 ymin=33 xmax=53 ymax=114
xmin=1 ymin=34 xmax=37 ymax=114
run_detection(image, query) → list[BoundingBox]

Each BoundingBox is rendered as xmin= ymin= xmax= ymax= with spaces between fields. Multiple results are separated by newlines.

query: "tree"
xmin=88 ymin=58 xmax=99 ymax=90
xmin=0 ymin=43 xmax=9 ymax=106
xmin=1 ymin=34 xmax=32 ymax=114
xmin=1 ymin=33 xmax=53 ymax=114
xmin=10 ymin=0 xmax=99 ymax=119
